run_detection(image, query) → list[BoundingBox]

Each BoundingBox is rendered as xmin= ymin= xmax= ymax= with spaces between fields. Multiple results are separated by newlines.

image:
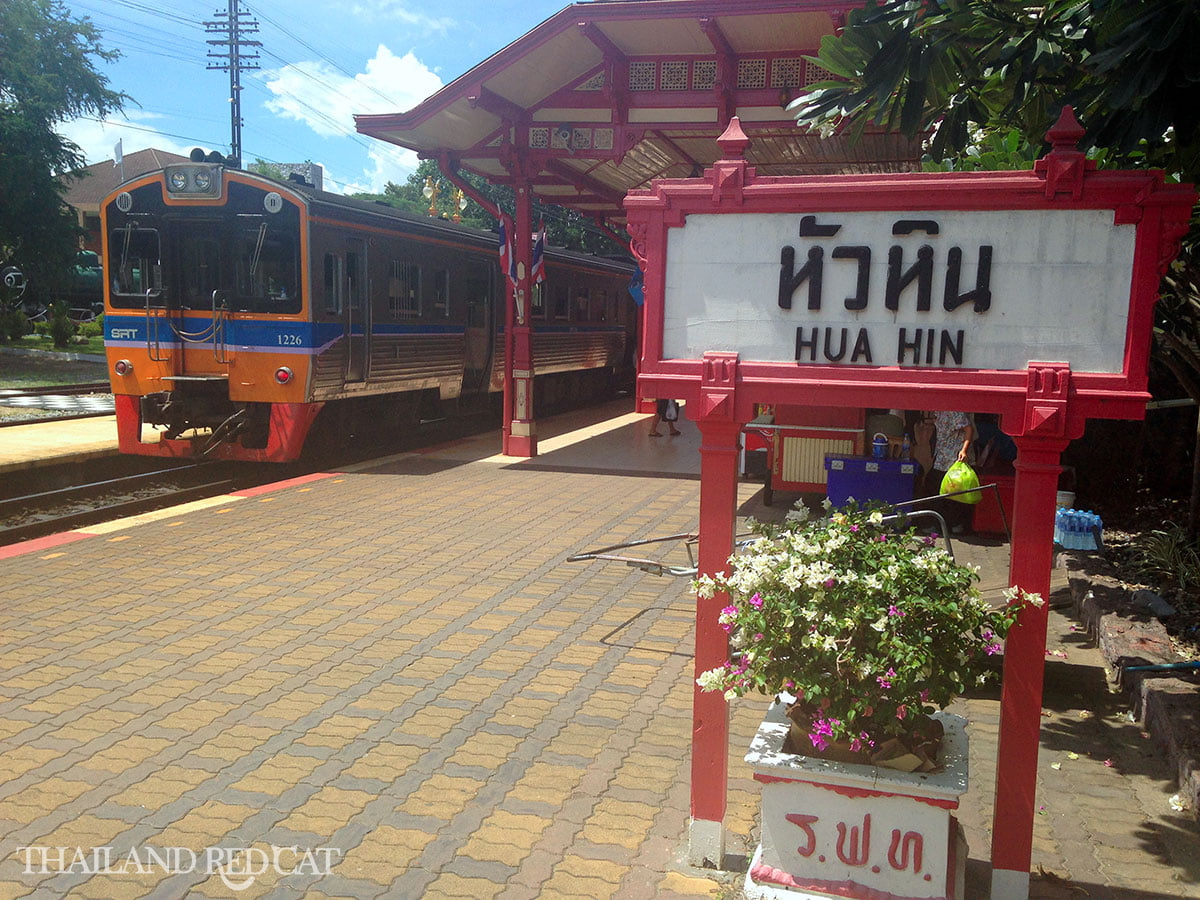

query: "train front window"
xmin=110 ymin=227 xmax=162 ymax=308
xmin=180 ymin=228 xmax=222 ymax=309
xmin=236 ymin=224 xmax=299 ymax=313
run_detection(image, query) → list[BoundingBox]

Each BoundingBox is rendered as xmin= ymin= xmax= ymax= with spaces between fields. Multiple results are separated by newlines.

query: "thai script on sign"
xmin=778 ymin=216 xmax=994 ymax=367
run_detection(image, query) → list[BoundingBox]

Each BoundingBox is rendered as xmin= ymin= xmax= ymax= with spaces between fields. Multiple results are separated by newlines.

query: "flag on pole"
xmin=113 ymin=139 xmax=123 ymax=168
xmin=497 ymin=214 xmax=517 ymax=290
xmin=531 ymin=220 xmax=546 ymax=285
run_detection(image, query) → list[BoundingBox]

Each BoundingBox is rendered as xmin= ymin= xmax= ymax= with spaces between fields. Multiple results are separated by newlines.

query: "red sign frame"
xmin=625 ymin=109 xmax=1195 ymax=899
xmin=627 ymin=111 xmax=1194 ymax=442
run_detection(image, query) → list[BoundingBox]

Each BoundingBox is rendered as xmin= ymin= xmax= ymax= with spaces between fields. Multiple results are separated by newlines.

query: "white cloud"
xmin=260 ymin=45 xmax=442 ymax=138
xmin=56 ymin=112 xmax=198 ymax=169
xmin=260 ymin=44 xmax=441 ymax=194
xmin=346 ymin=1 xmax=457 ymax=35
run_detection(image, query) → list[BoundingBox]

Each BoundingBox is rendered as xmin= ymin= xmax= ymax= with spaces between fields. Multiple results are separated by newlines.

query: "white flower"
xmin=696 ymin=668 xmax=726 ymax=691
xmin=868 ymin=510 xmax=884 ymax=525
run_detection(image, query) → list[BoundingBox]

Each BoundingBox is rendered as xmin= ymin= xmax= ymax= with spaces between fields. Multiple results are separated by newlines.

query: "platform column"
xmin=504 ymin=174 xmax=537 ymax=457
xmin=690 ymin=351 xmax=741 ymax=867
xmin=991 ymin=363 xmax=1074 ymax=900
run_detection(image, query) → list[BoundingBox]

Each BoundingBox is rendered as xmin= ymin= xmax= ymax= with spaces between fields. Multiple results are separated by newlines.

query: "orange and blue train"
xmin=101 ymin=159 xmax=638 ymax=461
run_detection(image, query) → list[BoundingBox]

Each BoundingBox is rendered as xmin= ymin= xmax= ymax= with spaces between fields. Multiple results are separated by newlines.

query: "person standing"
xmin=649 ymin=399 xmax=681 ymax=437
xmin=930 ymin=410 xmax=974 ymax=534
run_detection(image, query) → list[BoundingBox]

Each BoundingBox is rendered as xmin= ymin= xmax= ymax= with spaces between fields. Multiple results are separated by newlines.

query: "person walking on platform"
xmin=929 ymin=410 xmax=975 ymax=535
xmin=649 ymin=399 xmax=681 ymax=437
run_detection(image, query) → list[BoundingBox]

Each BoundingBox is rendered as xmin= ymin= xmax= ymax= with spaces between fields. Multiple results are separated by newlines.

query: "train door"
xmin=345 ymin=239 xmax=368 ymax=382
xmin=463 ymin=259 xmax=494 ymax=391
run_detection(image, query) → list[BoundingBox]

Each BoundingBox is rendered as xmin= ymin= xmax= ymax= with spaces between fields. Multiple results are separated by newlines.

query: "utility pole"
xmin=205 ymin=0 xmax=261 ymax=168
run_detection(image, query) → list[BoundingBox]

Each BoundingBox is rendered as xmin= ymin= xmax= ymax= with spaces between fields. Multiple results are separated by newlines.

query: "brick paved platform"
xmin=0 ymin=399 xmax=1196 ymax=899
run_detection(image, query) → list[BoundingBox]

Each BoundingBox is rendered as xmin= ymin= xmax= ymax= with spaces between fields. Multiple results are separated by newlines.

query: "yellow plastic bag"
xmin=940 ymin=461 xmax=982 ymax=504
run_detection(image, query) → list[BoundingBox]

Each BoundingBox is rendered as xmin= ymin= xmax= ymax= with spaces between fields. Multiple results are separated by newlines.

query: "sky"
xmin=58 ymin=0 xmax=574 ymax=196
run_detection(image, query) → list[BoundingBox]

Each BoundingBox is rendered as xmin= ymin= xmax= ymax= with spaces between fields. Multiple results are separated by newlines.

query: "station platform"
xmin=0 ymin=415 xmax=123 ymax=475
xmin=0 ymin=399 xmax=1195 ymax=899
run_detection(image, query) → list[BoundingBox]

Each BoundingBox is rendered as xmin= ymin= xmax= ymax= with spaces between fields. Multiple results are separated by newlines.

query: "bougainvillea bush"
xmin=695 ymin=504 xmax=1041 ymax=765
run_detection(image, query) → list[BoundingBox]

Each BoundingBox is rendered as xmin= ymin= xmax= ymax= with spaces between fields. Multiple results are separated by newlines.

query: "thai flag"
xmin=497 ymin=214 xmax=517 ymax=290
xmin=531 ymin=220 xmax=546 ymax=285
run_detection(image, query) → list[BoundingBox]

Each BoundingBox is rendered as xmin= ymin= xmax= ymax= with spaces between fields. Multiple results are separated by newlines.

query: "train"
xmin=100 ymin=158 xmax=639 ymax=462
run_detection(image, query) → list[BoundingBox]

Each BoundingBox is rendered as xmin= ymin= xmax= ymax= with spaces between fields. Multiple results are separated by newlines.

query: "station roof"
xmin=356 ymin=0 xmax=922 ymax=230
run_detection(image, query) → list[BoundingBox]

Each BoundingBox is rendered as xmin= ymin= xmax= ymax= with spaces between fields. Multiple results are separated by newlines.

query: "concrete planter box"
xmin=744 ymin=699 xmax=969 ymax=900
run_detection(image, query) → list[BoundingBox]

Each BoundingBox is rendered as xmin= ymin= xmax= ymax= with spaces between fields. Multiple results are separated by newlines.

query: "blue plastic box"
xmin=824 ymin=455 xmax=917 ymax=508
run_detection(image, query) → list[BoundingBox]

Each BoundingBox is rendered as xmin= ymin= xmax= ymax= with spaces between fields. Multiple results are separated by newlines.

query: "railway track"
xmin=0 ymin=381 xmax=115 ymax=426
xmin=0 ymin=401 xmax=510 ymax=547
xmin=0 ymin=462 xmax=238 ymax=546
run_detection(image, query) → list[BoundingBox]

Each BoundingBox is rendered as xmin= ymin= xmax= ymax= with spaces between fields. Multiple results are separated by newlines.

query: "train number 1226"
xmin=277 ymin=334 xmax=303 ymax=346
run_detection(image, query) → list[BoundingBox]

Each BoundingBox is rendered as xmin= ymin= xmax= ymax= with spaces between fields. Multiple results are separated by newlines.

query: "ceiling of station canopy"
xmin=355 ymin=1 xmax=922 ymax=229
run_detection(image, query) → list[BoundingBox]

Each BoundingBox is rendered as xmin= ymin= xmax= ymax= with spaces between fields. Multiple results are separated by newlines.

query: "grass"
xmin=0 ymin=349 xmax=108 ymax=389
xmin=12 ymin=334 xmax=106 ymax=355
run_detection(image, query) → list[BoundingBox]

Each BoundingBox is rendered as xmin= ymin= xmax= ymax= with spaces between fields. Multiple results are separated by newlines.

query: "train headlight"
xmin=114 ymin=359 xmax=133 ymax=376
xmin=274 ymin=366 xmax=294 ymax=385
xmin=164 ymin=164 xmax=221 ymax=198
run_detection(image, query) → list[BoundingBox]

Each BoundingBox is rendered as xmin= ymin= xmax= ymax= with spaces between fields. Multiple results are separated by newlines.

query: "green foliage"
xmin=248 ymin=159 xmax=286 ymax=181
xmin=795 ymin=0 xmax=1200 ymax=180
xmin=695 ymin=504 xmax=1040 ymax=753
xmin=351 ymin=159 xmax=626 ymax=256
xmin=48 ymin=300 xmax=75 ymax=349
xmin=1 ymin=0 xmax=126 ymax=294
xmin=77 ymin=316 xmax=102 ymax=338
xmin=1135 ymin=523 xmax=1200 ymax=592
xmin=0 ymin=308 xmax=30 ymax=342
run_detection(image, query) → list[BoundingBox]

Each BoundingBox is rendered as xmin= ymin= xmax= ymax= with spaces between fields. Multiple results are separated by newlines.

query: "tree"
xmin=350 ymin=158 xmax=626 ymax=256
xmin=0 ymin=0 xmax=125 ymax=306
xmin=794 ymin=0 xmax=1200 ymax=533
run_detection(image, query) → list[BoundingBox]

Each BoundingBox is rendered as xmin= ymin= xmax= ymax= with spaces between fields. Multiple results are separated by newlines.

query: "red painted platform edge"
xmin=0 ymin=531 xmax=94 ymax=561
xmin=230 ymin=471 xmax=343 ymax=498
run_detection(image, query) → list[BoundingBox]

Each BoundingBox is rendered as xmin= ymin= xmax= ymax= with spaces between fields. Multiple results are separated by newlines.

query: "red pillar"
xmin=690 ymin=351 xmax=740 ymax=866
xmin=990 ymin=432 xmax=1068 ymax=900
xmin=504 ymin=177 xmax=537 ymax=457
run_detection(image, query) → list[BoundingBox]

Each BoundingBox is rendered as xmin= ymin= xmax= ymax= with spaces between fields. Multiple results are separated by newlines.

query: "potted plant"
xmin=695 ymin=503 xmax=1041 ymax=899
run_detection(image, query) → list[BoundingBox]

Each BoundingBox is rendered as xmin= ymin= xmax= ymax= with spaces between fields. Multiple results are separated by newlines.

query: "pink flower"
xmin=721 ymin=605 xmax=738 ymax=618
xmin=749 ymin=593 xmax=764 ymax=608
xmin=887 ymin=604 xmax=904 ymax=617
xmin=876 ymin=668 xmax=896 ymax=690
xmin=823 ymin=577 xmax=836 ymax=589
xmin=877 ymin=534 xmax=888 ymax=543
xmin=850 ymin=524 xmax=860 ymax=533
xmin=753 ymin=632 xmax=764 ymax=642
xmin=896 ymin=704 xmax=908 ymax=720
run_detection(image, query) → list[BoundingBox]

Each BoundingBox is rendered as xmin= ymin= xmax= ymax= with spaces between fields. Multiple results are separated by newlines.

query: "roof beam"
xmin=545 ymin=158 xmax=627 ymax=206
xmin=577 ymin=21 xmax=629 ymax=126
xmin=468 ymin=86 xmax=528 ymax=124
xmin=699 ymin=16 xmax=736 ymax=129
xmin=577 ymin=21 xmax=627 ymax=66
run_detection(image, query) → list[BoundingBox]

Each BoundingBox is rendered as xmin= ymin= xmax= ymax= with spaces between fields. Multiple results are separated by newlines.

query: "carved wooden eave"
xmin=355 ymin=1 xmax=922 ymax=231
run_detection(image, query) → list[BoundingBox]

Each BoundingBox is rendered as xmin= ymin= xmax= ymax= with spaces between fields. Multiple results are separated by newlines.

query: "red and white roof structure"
xmin=356 ymin=0 xmax=920 ymax=230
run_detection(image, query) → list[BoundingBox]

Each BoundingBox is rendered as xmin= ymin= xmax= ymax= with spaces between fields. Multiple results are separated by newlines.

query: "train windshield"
xmin=108 ymin=219 xmax=300 ymax=314
xmin=111 ymin=226 xmax=163 ymax=304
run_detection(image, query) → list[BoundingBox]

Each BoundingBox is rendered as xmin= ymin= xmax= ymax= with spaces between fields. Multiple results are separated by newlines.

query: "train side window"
xmin=605 ymin=288 xmax=618 ymax=323
xmin=531 ymin=282 xmax=545 ymax=319
xmin=432 ymin=268 xmax=449 ymax=317
xmin=110 ymin=227 xmax=162 ymax=307
xmin=553 ymin=284 xmax=569 ymax=320
xmin=575 ymin=288 xmax=590 ymax=322
xmin=324 ymin=253 xmax=344 ymax=315
xmin=593 ymin=289 xmax=608 ymax=322
xmin=346 ymin=251 xmax=362 ymax=310
xmin=389 ymin=260 xmax=420 ymax=318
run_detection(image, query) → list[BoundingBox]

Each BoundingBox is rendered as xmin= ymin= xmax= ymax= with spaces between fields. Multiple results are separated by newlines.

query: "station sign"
xmin=627 ymin=112 xmax=1195 ymax=428
xmin=665 ymin=208 xmax=1134 ymax=374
